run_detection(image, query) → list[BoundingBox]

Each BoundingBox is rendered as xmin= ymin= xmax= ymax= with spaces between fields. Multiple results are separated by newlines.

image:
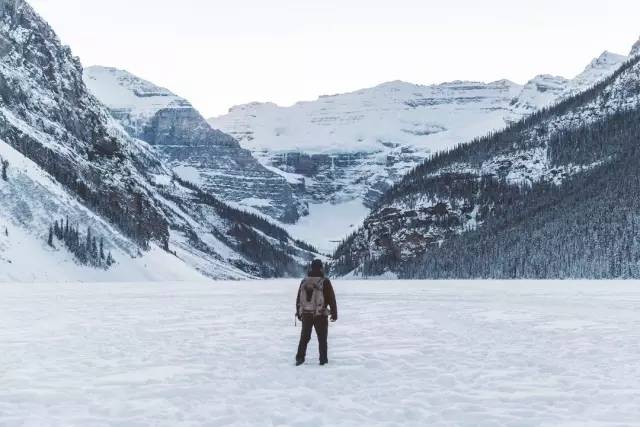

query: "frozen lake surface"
xmin=2 ymin=280 xmax=640 ymax=426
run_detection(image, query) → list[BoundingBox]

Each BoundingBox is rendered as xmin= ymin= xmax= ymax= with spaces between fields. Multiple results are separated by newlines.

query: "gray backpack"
xmin=298 ymin=277 xmax=327 ymax=317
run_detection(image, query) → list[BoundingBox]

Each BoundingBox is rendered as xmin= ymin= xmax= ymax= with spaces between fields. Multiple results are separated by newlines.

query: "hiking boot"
xmin=319 ymin=360 xmax=328 ymax=366
xmin=296 ymin=359 xmax=305 ymax=366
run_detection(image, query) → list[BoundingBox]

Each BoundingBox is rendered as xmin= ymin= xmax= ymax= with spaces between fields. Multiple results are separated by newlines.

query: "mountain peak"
xmin=84 ymin=65 xmax=177 ymax=98
xmin=592 ymin=50 xmax=627 ymax=65
xmin=490 ymin=78 xmax=519 ymax=86
xmin=227 ymin=101 xmax=279 ymax=114
xmin=83 ymin=65 xmax=191 ymax=120
xmin=375 ymin=79 xmax=414 ymax=89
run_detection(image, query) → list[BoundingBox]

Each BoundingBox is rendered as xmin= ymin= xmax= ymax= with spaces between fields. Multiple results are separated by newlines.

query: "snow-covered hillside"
xmin=3 ymin=280 xmax=640 ymax=425
xmin=210 ymin=50 xmax=628 ymax=251
xmin=0 ymin=139 xmax=217 ymax=282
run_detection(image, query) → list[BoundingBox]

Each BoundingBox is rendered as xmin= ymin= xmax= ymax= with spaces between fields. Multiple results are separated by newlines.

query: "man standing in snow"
xmin=295 ymin=259 xmax=338 ymax=366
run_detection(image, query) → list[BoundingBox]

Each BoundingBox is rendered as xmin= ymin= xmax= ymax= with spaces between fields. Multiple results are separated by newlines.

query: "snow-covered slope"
xmin=0 ymin=0 xmax=315 ymax=281
xmin=0 ymin=139 xmax=211 ymax=282
xmin=83 ymin=66 xmax=304 ymax=223
xmin=210 ymin=50 xmax=628 ymax=251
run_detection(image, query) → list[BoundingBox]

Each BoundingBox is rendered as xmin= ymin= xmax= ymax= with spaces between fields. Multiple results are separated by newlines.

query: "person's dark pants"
xmin=296 ymin=314 xmax=328 ymax=363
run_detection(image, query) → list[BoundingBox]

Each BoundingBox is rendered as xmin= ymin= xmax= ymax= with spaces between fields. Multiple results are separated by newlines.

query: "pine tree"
xmin=86 ymin=227 xmax=92 ymax=255
xmin=48 ymin=220 xmax=114 ymax=269
xmin=1 ymin=159 xmax=8 ymax=181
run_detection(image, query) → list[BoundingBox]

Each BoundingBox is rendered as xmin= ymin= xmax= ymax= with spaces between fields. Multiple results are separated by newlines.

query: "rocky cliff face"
xmin=0 ymin=0 xmax=315 ymax=280
xmin=83 ymin=66 xmax=304 ymax=223
xmin=0 ymin=0 xmax=169 ymax=246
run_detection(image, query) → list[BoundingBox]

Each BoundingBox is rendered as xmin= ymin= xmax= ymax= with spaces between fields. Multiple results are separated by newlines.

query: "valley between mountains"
xmin=2 ymin=0 xmax=640 ymax=280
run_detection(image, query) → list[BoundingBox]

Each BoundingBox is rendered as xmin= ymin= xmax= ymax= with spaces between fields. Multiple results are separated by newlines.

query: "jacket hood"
xmin=307 ymin=269 xmax=325 ymax=278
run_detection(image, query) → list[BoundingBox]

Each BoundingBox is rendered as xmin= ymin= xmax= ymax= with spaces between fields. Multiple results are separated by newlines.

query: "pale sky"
xmin=30 ymin=0 xmax=640 ymax=118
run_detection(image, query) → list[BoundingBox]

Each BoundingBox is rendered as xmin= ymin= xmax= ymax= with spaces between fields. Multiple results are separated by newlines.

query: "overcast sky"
xmin=30 ymin=0 xmax=640 ymax=118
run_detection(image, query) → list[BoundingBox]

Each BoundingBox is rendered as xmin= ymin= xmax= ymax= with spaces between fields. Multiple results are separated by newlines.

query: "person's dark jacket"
xmin=296 ymin=271 xmax=338 ymax=321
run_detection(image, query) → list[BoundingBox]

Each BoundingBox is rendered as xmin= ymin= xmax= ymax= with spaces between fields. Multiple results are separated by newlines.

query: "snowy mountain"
xmin=0 ymin=0 xmax=315 ymax=281
xmin=332 ymin=40 xmax=640 ymax=278
xmin=83 ymin=66 xmax=304 ymax=224
xmin=210 ymin=51 xmax=628 ymax=251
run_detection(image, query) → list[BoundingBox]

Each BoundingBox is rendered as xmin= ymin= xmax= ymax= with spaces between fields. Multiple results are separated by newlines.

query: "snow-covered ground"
xmin=2 ymin=280 xmax=640 ymax=426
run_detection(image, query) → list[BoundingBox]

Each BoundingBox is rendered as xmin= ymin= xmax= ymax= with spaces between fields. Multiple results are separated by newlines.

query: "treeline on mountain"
xmin=168 ymin=176 xmax=313 ymax=277
xmin=47 ymin=218 xmax=115 ymax=269
xmin=547 ymin=108 xmax=640 ymax=166
xmin=390 ymin=105 xmax=640 ymax=278
xmin=404 ymin=142 xmax=640 ymax=279
xmin=333 ymin=97 xmax=640 ymax=278
xmin=174 ymin=176 xmax=317 ymax=253
xmin=380 ymin=106 xmax=640 ymax=207
xmin=228 ymin=223 xmax=307 ymax=278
